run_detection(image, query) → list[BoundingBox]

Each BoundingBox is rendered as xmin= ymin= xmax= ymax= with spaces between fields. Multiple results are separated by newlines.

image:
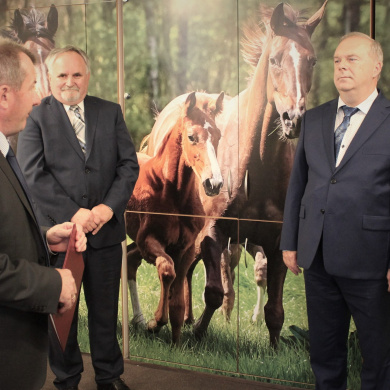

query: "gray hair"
xmin=340 ymin=32 xmax=383 ymax=79
xmin=45 ymin=45 xmax=90 ymax=74
xmin=0 ymin=38 xmax=36 ymax=90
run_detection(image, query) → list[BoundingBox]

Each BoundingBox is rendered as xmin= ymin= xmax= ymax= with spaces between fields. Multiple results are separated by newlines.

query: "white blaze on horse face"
xmin=204 ymin=121 xmax=212 ymax=131
xmin=289 ymin=43 xmax=303 ymax=115
xmin=205 ymin=136 xmax=223 ymax=187
xmin=35 ymin=47 xmax=50 ymax=99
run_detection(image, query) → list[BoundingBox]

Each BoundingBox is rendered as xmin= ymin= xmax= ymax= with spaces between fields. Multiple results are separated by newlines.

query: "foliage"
xmin=77 ymin=254 xmax=361 ymax=389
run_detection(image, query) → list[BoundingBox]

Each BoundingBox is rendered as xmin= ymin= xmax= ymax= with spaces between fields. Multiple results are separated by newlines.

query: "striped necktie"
xmin=69 ymin=105 xmax=86 ymax=154
xmin=334 ymin=105 xmax=359 ymax=161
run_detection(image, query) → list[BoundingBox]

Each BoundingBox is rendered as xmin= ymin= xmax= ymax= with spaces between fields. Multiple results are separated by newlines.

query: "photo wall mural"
xmin=2 ymin=0 xmax=388 ymax=389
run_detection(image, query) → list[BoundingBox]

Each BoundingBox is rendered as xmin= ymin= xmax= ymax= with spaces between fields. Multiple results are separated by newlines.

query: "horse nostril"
xmin=203 ymin=178 xmax=223 ymax=197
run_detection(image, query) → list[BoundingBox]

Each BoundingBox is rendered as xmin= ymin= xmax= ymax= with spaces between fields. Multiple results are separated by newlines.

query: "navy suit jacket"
xmin=0 ymin=152 xmax=62 ymax=389
xmin=280 ymin=92 xmax=390 ymax=279
xmin=17 ymin=95 xmax=139 ymax=249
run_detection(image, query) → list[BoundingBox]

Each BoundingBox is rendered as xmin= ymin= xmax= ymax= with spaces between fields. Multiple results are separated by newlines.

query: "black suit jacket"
xmin=0 ymin=152 xmax=62 ymax=389
xmin=280 ymin=92 xmax=390 ymax=279
xmin=17 ymin=95 xmax=139 ymax=248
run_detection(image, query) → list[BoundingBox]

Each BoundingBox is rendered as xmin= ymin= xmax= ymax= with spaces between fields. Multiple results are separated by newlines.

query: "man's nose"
xmin=65 ymin=76 xmax=75 ymax=85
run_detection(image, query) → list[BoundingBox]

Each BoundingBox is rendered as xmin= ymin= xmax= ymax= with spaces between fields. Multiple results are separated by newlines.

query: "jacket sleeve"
xmin=100 ymin=104 xmax=139 ymax=220
xmin=17 ymin=113 xmax=81 ymax=224
xmin=0 ymin=253 xmax=62 ymax=314
xmin=280 ymin=113 xmax=309 ymax=251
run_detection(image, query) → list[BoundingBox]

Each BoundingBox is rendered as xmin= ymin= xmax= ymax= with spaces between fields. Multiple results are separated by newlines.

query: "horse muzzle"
xmin=203 ymin=178 xmax=223 ymax=197
xmin=282 ymin=112 xmax=301 ymax=139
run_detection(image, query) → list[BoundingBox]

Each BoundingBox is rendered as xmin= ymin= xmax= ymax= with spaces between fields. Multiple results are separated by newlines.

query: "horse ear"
xmin=47 ymin=5 xmax=58 ymax=37
xmin=13 ymin=9 xmax=26 ymax=42
xmin=270 ymin=3 xmax=296 ymax=36
xmin=185 ymin=92 xmax=197 ymax=114
xmin=304 ymin=0 xmax=328 ymax=37
xmin=213 ymin=92 xmax=225 ymax=116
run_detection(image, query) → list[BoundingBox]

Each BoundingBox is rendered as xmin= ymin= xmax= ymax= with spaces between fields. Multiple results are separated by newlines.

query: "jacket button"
xmin=331 ymin=178 xmax=337 ymax=184
xmin=82 ymin=194 xmax=87 ymax=199
xmin=321 ymin=209 xmax=325 ymax=214
xmin=85 ymin=168 xmax=90 ymax=174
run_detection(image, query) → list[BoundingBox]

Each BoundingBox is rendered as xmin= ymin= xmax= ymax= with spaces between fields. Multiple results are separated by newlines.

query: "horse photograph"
xmin=2 ymin=1 xmax=381 ymax=389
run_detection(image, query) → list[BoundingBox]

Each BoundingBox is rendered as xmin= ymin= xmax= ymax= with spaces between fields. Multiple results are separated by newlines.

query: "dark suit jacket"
xmin=280 ymin=92 xmax=390 ymax=279
xmin=0 ymin=153 xmax=62 ymax=389
xmin=17 ymin=95 xmax=139 ymax=248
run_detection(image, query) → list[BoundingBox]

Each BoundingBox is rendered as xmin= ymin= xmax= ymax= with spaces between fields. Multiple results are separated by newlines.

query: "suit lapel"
xmin=321 ymin=99 xmax=338 ymax=172
xmin=336 ymin=93 xmax=390 ymax=172
xmin=48 ymin=96 xmax=85 ymax=160
xmin=84 ymin=96 xmax=98 ymax=160
xmin=0 ymin=154 xmax=36 ymax=223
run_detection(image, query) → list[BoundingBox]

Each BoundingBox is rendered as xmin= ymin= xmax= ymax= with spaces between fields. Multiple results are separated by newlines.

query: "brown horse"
xmin=126 ymin=92 xmax=224 ymax=344
xmin=186 ymin=1 xmax=328 ymax=346
xmin=1 ymin=5 xmax=57 ymax=150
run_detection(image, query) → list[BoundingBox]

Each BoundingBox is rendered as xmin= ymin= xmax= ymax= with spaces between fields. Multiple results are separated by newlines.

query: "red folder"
xmin=50 ymin=224 xmax=84 ymax=351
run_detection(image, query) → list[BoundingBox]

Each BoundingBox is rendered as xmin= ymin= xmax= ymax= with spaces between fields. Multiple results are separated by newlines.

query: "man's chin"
xmin=61 ymin=92 xmax=81 ymax=105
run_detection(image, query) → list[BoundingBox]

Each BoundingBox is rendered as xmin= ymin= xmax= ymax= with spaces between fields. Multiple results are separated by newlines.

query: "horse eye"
xmin=188 ymin=135 xmax=196 ymax=143
xmin=270 ymin=57 xmax=280 ymax=67
xmin=309 ymin=56 xmax=317 ymax=67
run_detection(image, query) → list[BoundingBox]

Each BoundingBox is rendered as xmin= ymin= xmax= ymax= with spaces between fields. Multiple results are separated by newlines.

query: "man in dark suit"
xmin=17 ymin=46 xmax=139 ymax=390
xmin=280 ymin=32 xmax=390 ymax=390
xmin=0 ymin=39 xmax=86 ymax=390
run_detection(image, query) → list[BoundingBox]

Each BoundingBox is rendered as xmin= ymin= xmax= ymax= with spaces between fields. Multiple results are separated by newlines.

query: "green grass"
xmin=77 ymin=254 xmax=362 ymax=389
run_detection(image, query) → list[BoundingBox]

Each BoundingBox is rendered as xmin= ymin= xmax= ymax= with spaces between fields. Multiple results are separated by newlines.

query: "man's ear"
xmin=0 ymin=85 xmax=11 ymax=108
xmin=373 ymin=62 xmax=383 ymax=79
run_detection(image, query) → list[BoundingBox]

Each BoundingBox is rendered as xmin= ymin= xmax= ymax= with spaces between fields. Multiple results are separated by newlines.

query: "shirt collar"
xmin=63 ymin=100 xmax=85 ymax=112
xmin=337 ymin=89 xmax=379 ymax=115
xmin=0 ymin=131 xmax=10 ymax=158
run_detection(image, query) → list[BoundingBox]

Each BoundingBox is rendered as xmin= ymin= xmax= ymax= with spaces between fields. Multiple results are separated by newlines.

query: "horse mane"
xmin=241 ymin=3 xmax=310 ymax=73
xmin=0 ymin=8 xmax=55 ymax=43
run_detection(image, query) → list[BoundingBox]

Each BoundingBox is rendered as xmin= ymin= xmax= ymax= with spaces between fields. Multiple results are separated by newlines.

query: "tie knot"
xmin=70 ymin=105 xmax=80 ymax=113
xmin=342 ymin=105 xmax=359 ymax=118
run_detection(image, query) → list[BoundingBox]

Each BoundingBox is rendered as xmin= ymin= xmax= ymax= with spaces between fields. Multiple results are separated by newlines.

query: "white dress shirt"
xmin=335 ymin=89 xmax=378 ymax=167
xmin=0 ymin=132 xmax=10 ymax=158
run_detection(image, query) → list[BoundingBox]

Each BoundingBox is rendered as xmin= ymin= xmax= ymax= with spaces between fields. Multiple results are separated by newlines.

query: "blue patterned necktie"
xmin=69 ymin=105 xmax=86 ymax=154
xmin=334 ymin=105 xmax=359 ymax=161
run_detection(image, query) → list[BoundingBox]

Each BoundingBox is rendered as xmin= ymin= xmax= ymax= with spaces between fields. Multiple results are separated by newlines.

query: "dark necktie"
xmin=69 ymin=105 xmax=86 ymax=154
xmin=6 ymin=146 xmax=33 ymax=203
xmin=334 ymin=105 xmax=359 ymax=160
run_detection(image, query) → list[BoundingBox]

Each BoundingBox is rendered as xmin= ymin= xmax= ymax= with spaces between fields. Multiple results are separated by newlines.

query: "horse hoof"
xmin=147 ymin=319 xmax=163 ymax=334
xmin=193 ymin=323 xmax=207 ymax=340
xmin=131 ymin=316 xmax=147 ymax=330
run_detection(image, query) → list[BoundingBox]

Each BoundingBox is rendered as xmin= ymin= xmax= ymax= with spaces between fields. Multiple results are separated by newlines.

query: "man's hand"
xmin=71 ymin=208 xmax=97 ymax=233
xmin=387 ymin=269 xmax=390 ymax=293
xmin=47 ymin=222 xmax=87 ymax=253
xmin=91 ymin=204 xmax=114 ymax=235
xmin=56 ymin=268 xmax=77 ymax=314
xmin=283 ymin=250 xmax=302 ymax=275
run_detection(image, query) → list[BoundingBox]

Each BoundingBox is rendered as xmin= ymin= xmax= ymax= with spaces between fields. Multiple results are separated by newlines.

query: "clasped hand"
xmin=71 ymin=205 xmax=113 ymax=235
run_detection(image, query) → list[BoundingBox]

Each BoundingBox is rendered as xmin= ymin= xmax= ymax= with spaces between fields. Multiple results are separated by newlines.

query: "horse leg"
xmin=169 ymin=247 xmax=196 ymax=345
xmin=247 ymin=244 xmax=267 ymax=323
xmin=264 ymin=244 xmax=287 ymax=347
xmin=139 ymin=235 xmax=176 ymax=334
xmin=221 ymin=244 xmax=241 ymax=322
xmin=127 ymin=242 xmax=146 ymax=329
xmin=193 ymin=234 xmax=224 ymax=339
xmin=184 ymin=258 xmax=200 ymax=325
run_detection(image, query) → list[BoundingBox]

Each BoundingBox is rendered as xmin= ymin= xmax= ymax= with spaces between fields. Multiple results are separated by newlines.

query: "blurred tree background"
xmin=1 ymin=0 xmax=388 ymax=148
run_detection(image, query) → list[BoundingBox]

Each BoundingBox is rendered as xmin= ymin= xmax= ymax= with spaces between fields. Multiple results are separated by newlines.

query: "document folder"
xmin=50 ymin=224 xmax=84 ymax=351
